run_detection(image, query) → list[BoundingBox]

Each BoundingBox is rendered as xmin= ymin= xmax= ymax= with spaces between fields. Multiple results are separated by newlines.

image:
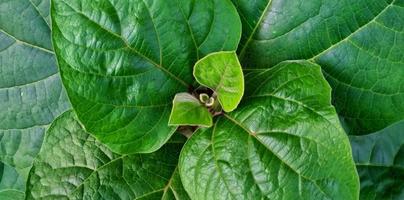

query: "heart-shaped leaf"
xmin=180 ymin=60 xmax=359 ymax=199
xmin=194 ymin=51 xmax=244 ymax=112
xmin=26 ymin=110 xmax=190 ymax=200
xmin=51 ymin=0 xmax=241 ymax=154
xmin=350 ymin=120 xmax=404 ymax=200
xmin=0 ymin=0 xmax=71 ymax=198
xmin=232 ymin=0 xmax=404 ymax=134
xmin=169 ymin=93 xmax=213 ymax=127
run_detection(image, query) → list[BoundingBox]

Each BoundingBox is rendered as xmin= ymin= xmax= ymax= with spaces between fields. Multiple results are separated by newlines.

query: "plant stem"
xmin=177 ymin=126 xmax=196 ymax=138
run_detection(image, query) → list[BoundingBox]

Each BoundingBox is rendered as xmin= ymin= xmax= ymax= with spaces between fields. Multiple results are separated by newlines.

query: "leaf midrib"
xmin=0 ymin=124 xmax=48 ymax=132
xmin=210 ymin=122 xmax=240 ymax=200
xmin=0 ymin=73 xmax=58 ymax=90
xmin=175 ymin=0 xmax=200 ymax=60
xmin=64 ymin=156 xmax=124 ymax=198
xmin=238 ymin=0 xmax=396 ymax=64
xmin=0 ymin=29 xmax=53 ymax=54
xmin=0 ymin=189 xmax=25 ymax=195
xmin=56 ymin=0 xmax=189 ymax=88
xmin=238 ymin=0 xmax=273 ymax=58
xmin=223 ymin=114 xmax=332 ymax=199
xmin=310 ymin=0 xmax=396 ymax=60
xmin=28 ymin=0 xmax=50 ymax=28
xmin=66 ymin=153 xmax=181 ymax=199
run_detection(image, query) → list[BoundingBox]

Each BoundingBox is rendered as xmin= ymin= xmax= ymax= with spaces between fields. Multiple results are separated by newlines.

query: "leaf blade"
xmin=26 ymin=110 xmax=190 ymax=200
xmin=180 ymin=60 xmax=359 ymax=200
xmin=51 ymin=0 xmax=242 ymax=154
xmin=232 ymin=0 xmax=404 ymax=134
xmin=169 ymin=93 xmax=213 ymax=127
xmin=0 ymin=0 xmax=71 ymax=198
xmin=194 ymin=51 xmax=244 ymax=112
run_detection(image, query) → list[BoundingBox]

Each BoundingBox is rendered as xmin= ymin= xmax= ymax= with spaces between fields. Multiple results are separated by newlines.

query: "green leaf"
xmin=194 ymin=51 xmax=244 ymax=112
xmin=169 ymin=93 xmax=213 ymax=127
xmin=232 ymin=0 xmax=404 ymax=134
xmin=0 ymin=190 xmax=24 ymax=200
xmin=0 ymin=162 xmax=25 ymax=200
xmin=51 ymin=0 xmax=242 ymax=154
xmin=26 ymin=110 xmax=190 ymax=200
xmin=0 ymin=0 xmax=71 ymax=198
xmin=350 ymin=120 xmax=404 ymax=200
xmin=180 ymin=60 xmax=359 ymax=199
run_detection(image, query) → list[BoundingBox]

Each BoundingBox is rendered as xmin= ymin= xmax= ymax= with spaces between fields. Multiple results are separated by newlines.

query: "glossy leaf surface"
xmin=169 ymin=93 xmax=212 ymax=127
xmin=51 ymin=0 xmax=241 ymax=154
xmin=232 ymin=0 xmax=404 ymax=134
xmin=0 ymin=0 xmax=71 ymax=198
xmin=180 ymin=61 xmax=359 ymax=200
xmin=26 ymin=110 xmax=189 ymax=200
xmin=194 ymin=52 xmax=244 ymax=112
xmin=350 ymin=120 xmax=404 ymax=200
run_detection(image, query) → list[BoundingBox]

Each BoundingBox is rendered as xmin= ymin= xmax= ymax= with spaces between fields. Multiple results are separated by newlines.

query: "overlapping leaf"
xmin=0 ymin=0 xmax=70 ymax=198
xmin=180 ymin=61 xmax=359 ymax=200
xmin=194 ymin=51 xmax=244 ymax=112
xmin=169 ymin=93 xmax=213 ymax=127
xmin=232 ymin=0 xmax=404 ymax=134
xmin=51 ymin=0 xmax=242 ymax=154
xmin=26 ymin=110 xmax=189 ymax=200
xmin=350 ymin=120 xmax=404 ymax=200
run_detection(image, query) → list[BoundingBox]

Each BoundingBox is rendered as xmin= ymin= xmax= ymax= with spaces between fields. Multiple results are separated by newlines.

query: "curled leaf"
xmin=169 ymin=93 xmax=213 ymax=127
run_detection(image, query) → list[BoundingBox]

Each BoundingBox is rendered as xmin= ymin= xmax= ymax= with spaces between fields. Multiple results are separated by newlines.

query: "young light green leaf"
xmin=0 ymin=0 xmax=71 ymax=198
xmin=26 ymin=110 xmax=190 ymax=200
xmin=350 ymin=120 xmax=404 ymax=200
xmin=169 ymin=93 xmax=213 ymax=127
xmin=51 ymin=0 xmax=241 ymax=154
xmin=233 ymin=0 xmax=404 ymax=134
xmin=194 ymin=51 xmax=244 ymax=112
xmin=180 ymin=60 xmax=359 ymax=200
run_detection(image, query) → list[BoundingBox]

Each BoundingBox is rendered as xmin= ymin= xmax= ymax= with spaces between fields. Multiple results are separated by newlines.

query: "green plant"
xmin=1 ymin=0 xmax=403 ymax=199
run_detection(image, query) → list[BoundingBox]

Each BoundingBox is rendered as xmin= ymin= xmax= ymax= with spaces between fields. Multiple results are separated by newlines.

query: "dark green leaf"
xmin=350 ymin=120 xmax=404 ymax=200
xmin=180 ymin=60 xmax=359 ymax=199
xmin=232 ymin=0 xmax=404 ymax=134
xmin=26 ymin=110 xmax=190 ymax=200
xmin=0 ymin=0 xmax=71 ymax=198
xmin=169 ymin=93 xmax=212 ymax=127
xmin=194 ymin=51 xmax=244 ymax=112
xmin=51 ymin=0 xmax=242 ymax=154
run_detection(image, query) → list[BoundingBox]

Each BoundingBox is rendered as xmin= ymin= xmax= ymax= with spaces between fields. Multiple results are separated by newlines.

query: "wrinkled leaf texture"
xmin=26 ymin=110 xmax=190 ymax=200
xmin=180 ymin=61 xmax=359 ymax=200
xmin=0 ymin=0 xmax=71 ymax=198
xmin=232 ymin=0 xmax=404 ymax=134
xmin=51 ymin=0 xmax=242 ymax=154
